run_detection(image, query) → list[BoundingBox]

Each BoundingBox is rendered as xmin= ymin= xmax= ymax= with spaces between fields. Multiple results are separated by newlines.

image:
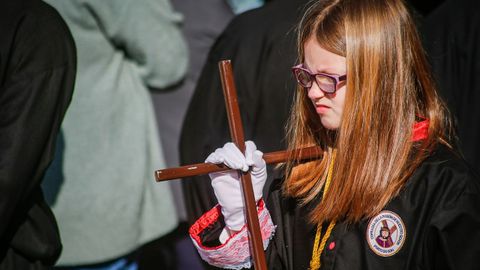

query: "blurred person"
xmin=149 ymin=0 xmax=234 ymax=269
xmin=0 ymin=0 xmax=76 ymax=268
xmin=422 ymin=0 xmax=480 ymax=172
xmin=41 ymin=0 xmax=188 ymax=269
xmin=179 ymin=0 xmax=310 ymax=227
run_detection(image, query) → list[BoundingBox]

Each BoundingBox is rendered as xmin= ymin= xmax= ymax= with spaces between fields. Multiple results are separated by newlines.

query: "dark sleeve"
xmin=422 ymin=172 xmax=480 ymax=269
xmin=178 ymin=26 xmax=265 ymax=224
xmin=179 ymin=24 xmax=239 ymax=225
xmin=265 ymin=186 xmax=291 ymax=270
xmin=0 ymin=2 xmax=76 ymax=240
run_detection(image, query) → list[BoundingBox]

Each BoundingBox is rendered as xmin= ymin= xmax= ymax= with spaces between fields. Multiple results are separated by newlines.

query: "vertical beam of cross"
xmin=218 ymin=60 xmax=267 ymax=270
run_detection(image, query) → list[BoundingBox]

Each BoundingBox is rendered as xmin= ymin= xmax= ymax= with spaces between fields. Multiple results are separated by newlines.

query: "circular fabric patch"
xmin=366 ymin=210 xmax=406 ymax=257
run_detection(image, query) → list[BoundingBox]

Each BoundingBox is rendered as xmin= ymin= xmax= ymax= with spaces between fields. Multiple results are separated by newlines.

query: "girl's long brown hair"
xmin=284 ymin=0 xmax=452 ymax=224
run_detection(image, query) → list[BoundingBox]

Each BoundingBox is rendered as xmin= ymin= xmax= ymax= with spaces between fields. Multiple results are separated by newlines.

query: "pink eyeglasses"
xmin=292 ymin=64 xmax=347 ymax=94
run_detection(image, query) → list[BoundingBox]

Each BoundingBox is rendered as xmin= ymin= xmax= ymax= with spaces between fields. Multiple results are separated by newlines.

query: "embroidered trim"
xmin=189 ymin=199 xmax=275 ymax=269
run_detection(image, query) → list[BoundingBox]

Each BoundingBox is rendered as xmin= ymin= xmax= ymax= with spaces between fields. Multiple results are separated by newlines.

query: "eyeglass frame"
xmin=291 ymin=64 xmax=347 ymax=94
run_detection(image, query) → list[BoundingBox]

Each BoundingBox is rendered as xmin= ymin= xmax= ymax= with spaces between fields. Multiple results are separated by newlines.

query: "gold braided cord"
xmin=310 ymin=224 xmax=324 ymax=270
xmin=309 ymin=150 xmax=337 ymax=270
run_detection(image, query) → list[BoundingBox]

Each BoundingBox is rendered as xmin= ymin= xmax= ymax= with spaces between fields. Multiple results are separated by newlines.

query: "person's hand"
xmin=205 ymin=141 xmax=267 ymax=231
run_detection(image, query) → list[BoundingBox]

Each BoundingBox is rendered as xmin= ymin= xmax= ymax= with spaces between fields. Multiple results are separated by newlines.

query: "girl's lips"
xmin=315 ymin=104 xmax=330 ymax=114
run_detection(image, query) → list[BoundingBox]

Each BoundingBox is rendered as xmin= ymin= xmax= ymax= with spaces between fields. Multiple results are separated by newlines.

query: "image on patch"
xmin=366 ymin=210 xmax=406 ymax=257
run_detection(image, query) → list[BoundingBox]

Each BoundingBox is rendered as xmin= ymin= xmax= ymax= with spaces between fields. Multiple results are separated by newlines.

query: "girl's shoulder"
xmin=421 ymin=144 xmax=479 ymax=186
xmin=407 ymin=143 xmax=480 ymax=206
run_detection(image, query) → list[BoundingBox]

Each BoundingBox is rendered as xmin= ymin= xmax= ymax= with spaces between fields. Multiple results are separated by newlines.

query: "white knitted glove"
xmin=205 ymin=141 xmax=267 ymax=231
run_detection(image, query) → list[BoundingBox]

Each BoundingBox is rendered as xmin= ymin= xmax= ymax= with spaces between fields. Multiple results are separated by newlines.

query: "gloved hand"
xmin=205 ymin=141 xmax=267 ymax=232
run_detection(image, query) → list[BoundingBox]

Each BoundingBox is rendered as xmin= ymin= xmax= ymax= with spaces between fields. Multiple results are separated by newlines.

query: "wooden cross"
xmin=155 ymin=60 xmax=322 ymax=270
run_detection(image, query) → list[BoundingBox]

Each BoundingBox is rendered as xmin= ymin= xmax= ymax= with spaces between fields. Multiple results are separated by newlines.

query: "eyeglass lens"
xmin=294 ymin=69 xmax=336 ymax=93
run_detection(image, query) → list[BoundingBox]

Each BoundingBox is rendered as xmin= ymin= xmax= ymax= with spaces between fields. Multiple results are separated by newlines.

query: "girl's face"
xmin=304 ymin=37 xmax=347 ymax=130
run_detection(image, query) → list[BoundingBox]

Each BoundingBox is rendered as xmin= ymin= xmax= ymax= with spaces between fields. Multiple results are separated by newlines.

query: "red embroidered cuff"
xmin=189 ymin=199 xmax=275 ymax=269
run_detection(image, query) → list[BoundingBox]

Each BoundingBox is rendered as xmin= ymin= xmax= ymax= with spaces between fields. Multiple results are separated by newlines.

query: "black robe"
xmin=422 ymin=0 xmax=480 ymax=172
xmin=0 ymin=0 xmax=76 ymax=268
xmin=198 ymin=145 xmax=480 ymax=269
xmin=179 ymin=0 xmax=309 ymax=226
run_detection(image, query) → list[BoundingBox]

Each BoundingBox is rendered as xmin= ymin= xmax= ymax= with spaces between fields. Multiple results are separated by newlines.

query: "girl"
xmin=189 ymin=0 xmax=480 ymax=269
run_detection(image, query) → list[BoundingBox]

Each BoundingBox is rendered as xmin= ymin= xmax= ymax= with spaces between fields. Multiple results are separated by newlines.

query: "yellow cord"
xmin=309 ymin=150 xmax=337 ymax=270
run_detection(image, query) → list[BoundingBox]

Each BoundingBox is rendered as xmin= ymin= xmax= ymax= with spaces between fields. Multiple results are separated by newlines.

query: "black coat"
xmin=0 ymin=0 xmax=76 ymax=268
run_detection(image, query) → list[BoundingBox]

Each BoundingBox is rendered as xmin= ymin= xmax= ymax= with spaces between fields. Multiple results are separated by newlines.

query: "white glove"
xmin=205 ymin=141 xmax=267 ymax=232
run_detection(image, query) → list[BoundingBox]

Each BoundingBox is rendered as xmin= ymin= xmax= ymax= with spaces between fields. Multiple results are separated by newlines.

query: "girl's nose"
xmin=307 ymin=81 xmax=325 ymax=100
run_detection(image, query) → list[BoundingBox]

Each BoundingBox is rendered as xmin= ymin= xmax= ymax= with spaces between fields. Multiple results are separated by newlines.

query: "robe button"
xmin=328 ymin=241 xmax=336 ymax=250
